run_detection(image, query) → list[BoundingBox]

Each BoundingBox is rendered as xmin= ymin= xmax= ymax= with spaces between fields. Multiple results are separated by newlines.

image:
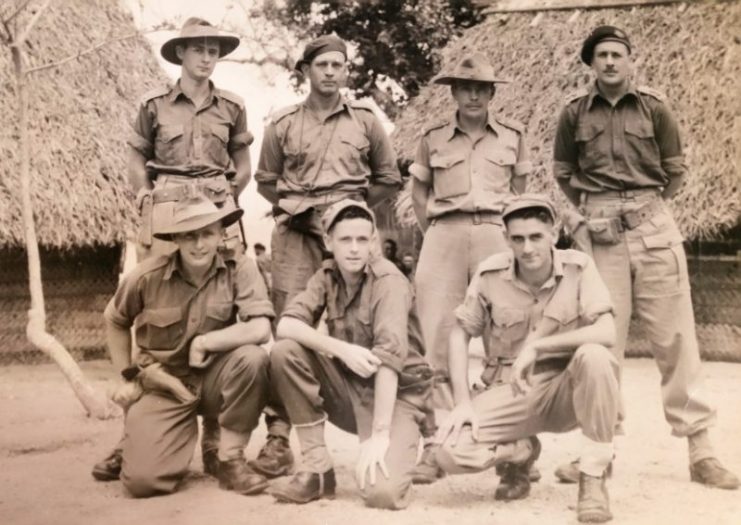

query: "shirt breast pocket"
xmin=155 ymin=124 xmax=185 ymax=165
xmin=624 ymin=119 xmax=660 ymax=169
xmin=430 ymin=153 xmax=469 ymax=200
xmin=575 ymin=122 xmax=606 ymax=170
xmin=136 ymin=307 xmax=184 ymax=350
xmin=353 ymin=309 xmax=374 ymax=350
xmin=491 ymin=307 xmax=529 ymax=358
xmin=482 ymin=149 xmax=517 ymax=194
xmin=207 ymin=123 xmax=230 ymax=166
xmin=338 ymin=133 xmax=371 ymax=178
xmin=203 ymin=302 xmax=235 ymax=333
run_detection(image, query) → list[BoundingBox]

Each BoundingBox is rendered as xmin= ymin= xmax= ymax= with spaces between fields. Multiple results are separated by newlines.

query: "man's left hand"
xmin=189 ymin=335 xmax=214 ymax=369
xmin=510 ymin=344 xmax=538 ymax=396
xmin=355 ymin=431 xmax=391 ymax=490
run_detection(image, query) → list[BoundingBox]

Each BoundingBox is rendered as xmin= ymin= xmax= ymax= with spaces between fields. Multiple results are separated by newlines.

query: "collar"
xmin=444 ymin=112 xmax=499 ymax=141
xmin=163 ymin=250 xmax=226 ymax=282
xmin=587 ymin=80 xmax=638 ymax=110
xmin=169 ymin=79 xmax=218 ymax=106
xmin=302 ymin=94 xmax=349 ymax=121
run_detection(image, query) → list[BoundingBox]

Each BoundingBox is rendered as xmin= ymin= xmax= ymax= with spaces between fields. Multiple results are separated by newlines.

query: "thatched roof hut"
xmin=0 ymin=0 xmax=168 ymax=360
xmin=392 ymin=0 xmax=740 ymax=241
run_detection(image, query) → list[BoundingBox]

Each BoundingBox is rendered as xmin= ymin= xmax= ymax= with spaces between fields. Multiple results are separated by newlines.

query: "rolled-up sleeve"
xmin=409 ymin=136 xmax=431 ymax=184
xmin=281 ymin=270 xmax=327 ymax=326
xmin=578 ymin=258 xmax=614 ymax=323
xmin=454 ymin=272 xmax=490 ymax=338
xmin=369 ymin=275 xmax=412 ymax=373
xmin=653 ymin=103 xmax=687 ymax=179
xmin=233 ymin=257 xmax=275 ymax=320
xmin=127 ymin=100 xmax=155 ymax=159
xmin=228 ymin=106 xmax=254 ymax=154
xmin=254 ymin=123 xmax=283 ymax=185
xmin=367 ymin=115 xmax=402 ymax=187
xmin=103 ymin=271 xmax=144 ymax=329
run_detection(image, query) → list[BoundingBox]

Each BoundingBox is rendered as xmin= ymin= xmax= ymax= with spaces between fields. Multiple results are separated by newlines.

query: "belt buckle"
xmin=472 ymin=211 xmax=482 ymax=225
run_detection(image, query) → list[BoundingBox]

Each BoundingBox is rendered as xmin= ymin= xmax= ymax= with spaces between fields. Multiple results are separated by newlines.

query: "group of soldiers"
xmin=90 ymin=17 xmax=738 ymax=523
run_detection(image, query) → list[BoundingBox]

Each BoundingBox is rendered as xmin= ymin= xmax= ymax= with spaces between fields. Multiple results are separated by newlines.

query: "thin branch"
xmin=12 ymin=0 xmax=52 ymax=47
xmin=220 ymin=54 xmax=293 ymax=69
xmin=25 ymin=31 xmax=141 ymax=74
xmin=1 ymin=0 xmax=34 ymax=26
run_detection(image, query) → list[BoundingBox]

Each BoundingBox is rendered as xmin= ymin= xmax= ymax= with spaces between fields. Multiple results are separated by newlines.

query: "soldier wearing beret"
xmin=553 ymin=25 xmax=738 ymax=490
xmin=93 ymin=17 xmax=254 ymax=483
xmin=268 ymin=200 xmax=432 ymax=509
xmin=408 ymin=53 xmax=532 ymax=482
xmin=436 ymin=194 xmax=621 ymax=522
xmin=253 ymin=35 xmax=402 ymax=477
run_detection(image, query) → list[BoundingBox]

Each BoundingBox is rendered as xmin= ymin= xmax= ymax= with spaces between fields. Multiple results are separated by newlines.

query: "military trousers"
xmin=270 ymin=339 xmax=426 ymax=510
xmin=121 ymin=346 xmax=269 ymax=497
xmin=584 ymin=190 xmax=716 ymax=437
xmin=437 ymin=345 xmax=619 ymax=474
xmin=415 ymin=213 xmax=509 ymax=409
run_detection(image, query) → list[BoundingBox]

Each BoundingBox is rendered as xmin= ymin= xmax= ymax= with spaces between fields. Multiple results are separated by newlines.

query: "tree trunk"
xmin=12 ymin=43 xmax=119 ymax=420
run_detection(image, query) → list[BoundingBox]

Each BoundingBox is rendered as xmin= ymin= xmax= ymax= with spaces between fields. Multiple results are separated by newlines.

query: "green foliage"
xmin=263 ymin=0 xmax=482 ymax=112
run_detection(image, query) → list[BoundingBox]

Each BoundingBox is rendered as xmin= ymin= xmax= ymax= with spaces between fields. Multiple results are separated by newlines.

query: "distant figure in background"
xmin=254 ymin=242 xmax=272 ymax=292
xmin=382 ymin=238 xmax=403 ymax=270
xmin=400 ymin=252 xmax=416 ymax=280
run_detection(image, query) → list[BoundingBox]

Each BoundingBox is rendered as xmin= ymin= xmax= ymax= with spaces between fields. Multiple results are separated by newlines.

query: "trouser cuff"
xmin=580 ymin=434 xmax=613 ymax=477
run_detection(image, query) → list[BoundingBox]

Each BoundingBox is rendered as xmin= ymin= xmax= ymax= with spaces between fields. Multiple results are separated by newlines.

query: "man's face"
xmin=324 ymin=218 xmax=374 ymax=276
xmin=172 ymin=222 xmax=222 ymax=273
xmin=591 ymin=41 xmax=631 ymax=88
xmin=402 ymin=255 xmax=415 ymax=270
xmin=303 ymin=51 xmax=347 ymax=97
xmin=452 ymin=80 xmax=494 ymax=121
xmin=383 ymin=241 xmax=396 ymax=259
xmin=505 ymin=217 xmax=556 ymax=275
xmin=177 ymin=38 xmax=220 ymax=81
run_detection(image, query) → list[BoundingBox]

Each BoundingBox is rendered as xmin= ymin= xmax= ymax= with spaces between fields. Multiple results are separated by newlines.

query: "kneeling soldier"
xmin=437 ymin=195 xmax=620 ymax=523
xmin=104 ymin=195 xmax=274 ymax=497
xmin=269 ymin=200 xmax=432 ymax=509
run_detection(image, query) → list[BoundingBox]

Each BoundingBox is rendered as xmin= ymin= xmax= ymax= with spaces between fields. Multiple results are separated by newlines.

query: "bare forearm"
xmin=531 ymin=314 xmax=615 ymax=355
xmin=372 ymin=366 xmax=398 ymax=433
xmin=277 ymin=316 xmax=345 ymax=358
xmin=411 ymin=179 xmax=430 ymax=232
xmin=202 ymin=317 xmax=271 ymax=351
xmin=661 ymin=174 xmax=684 ymax=200
xmin=511 ymin=175 xmax=527 ymax=195
xmin=556 ymin=177 xmax=580 ymax=207
xmin=127 ymin=149 xmax=151 ymax=191
xmin=106 ymin=321 xmax=132 ymax=374
xmin=448 ymin=325 xmax=472 ymax=405
xmin=231 ymin=148 xmax=251 ymax=196
xmin=367 ymin=184 xmax=397 ymax=207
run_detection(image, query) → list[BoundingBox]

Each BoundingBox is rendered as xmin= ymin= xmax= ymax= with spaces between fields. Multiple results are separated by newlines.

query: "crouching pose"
xmin=269 ymin=199 xmax=432 ymax=510
xmin=104 ymin=195 xmax=274 ymax=497
xmin=436 ymin=195 xmax=620 ymax=523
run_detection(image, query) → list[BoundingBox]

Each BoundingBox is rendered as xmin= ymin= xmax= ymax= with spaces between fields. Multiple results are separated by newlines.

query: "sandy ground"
xmin=1 ymin=358 xmax=740 ymax=525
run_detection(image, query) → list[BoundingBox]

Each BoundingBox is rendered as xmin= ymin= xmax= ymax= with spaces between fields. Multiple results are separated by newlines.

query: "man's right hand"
xmin=110 ymin=380 xmax=143 ymax=409
xmin=435 ymin=400 xmax=480 ymax=447
xmin=337 ymin=342 xmax=381 ymax=378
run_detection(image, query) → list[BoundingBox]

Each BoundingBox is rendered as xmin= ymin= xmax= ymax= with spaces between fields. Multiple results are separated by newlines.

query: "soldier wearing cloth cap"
xmin=408 ymin=53 xmax=532 ymax=482
xmin=436 ymin=194 xmax=621 ymax=522
xmin=553 ymin=26 xmax=738 ymax=490
xmin=101 ymin=195 xmax=274 ymax=497
xmin=267 ymin=200 xmax=432 ymax=509
xmin=252 ymin=35 xmax=402 ymax=477
xmin=129 ymin=17 xmax=251 ymax=260
xmin=92 ymin=17 xmax=255 ymax=484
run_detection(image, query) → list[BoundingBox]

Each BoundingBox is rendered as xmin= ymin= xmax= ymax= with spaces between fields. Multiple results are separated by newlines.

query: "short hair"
xmin=254 ymin=242 xmax=265 ymax=251
xmin=327 ymin=205 xmax=373 ymax=233
xmin=503 ymin=207 xmax=554 ymax=227
xmin=383 ymin=239 xmax=397 ymax=248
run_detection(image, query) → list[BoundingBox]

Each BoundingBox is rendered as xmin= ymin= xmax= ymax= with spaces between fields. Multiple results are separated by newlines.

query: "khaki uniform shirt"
xmin=455 ymin=249 xmax=613 ymax=361
xmin=128 ymin=81 xmax=253 ymax=179
xmin=553 ymin=83 xmax=686 ymax=192
xmin=409 ymin=113 xmax=532 ymax=219
xmin=104 ymin=252 xmax=274 ymax=376
xmin=255 ymin=97 xmax=401 ymax=204
xmin=282 ymin=257 xmax=427 ymax=375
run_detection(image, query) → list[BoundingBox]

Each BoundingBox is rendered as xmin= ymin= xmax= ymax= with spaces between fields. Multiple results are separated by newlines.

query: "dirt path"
xmin=1 ymin=359 xmax=739 ymax=525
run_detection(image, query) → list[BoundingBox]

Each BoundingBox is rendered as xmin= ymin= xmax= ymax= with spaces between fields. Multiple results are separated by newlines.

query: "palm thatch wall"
xmin=0 ymin=0 xmax=168 ymax=359
xmin=392 ymin=1 xmax=740 ymax=241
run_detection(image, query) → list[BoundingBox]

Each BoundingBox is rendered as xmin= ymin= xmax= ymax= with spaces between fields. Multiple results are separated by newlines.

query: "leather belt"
xmin=431 ymin=210 xmax=503 ymax=226
xmin=590 ymin=188 xmax=660 ymax=199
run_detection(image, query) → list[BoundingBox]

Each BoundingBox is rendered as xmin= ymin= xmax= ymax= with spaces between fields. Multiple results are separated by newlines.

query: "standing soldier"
xmin=253 ymin=34 xmax=402 ymax=478
xmin=552 ymin=25 xmax=738 ymax=489
xmin=92 ymin=17 xmax=256 ymax=483
xmin=408 ymin=53 xmax=532 ymax=482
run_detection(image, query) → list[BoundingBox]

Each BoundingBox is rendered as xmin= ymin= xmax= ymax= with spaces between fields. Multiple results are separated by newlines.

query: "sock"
xmin=688 ymin=428 xmax=715 ymax=465
xmin=296 ymin=421 xmax=333 ymax=473
xmin=580 ymin=435 xmax=613 ymax=477
xmin=218 ymin=427 xmax=250 ymax=461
